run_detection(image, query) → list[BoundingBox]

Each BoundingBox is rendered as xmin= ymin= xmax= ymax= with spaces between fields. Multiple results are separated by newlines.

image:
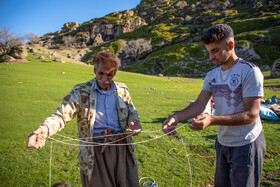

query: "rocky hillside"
xmin=39 ymin=0 xmax=280 ymax=77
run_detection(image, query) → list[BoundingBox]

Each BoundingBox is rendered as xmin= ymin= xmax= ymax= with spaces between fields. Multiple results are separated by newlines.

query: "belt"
xmin=93 ymin=128 xmax=126 ymax=154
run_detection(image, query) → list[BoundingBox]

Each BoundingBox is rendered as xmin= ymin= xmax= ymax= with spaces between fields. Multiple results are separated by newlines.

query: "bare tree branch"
xmin=0 ymin=25 xmax=24 ymax=55
xmin=25 ymin=32 xmax=40 ymax=45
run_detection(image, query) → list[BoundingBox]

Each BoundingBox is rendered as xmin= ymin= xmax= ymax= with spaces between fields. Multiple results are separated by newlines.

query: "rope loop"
xmin=139 ymin=177 xmax=158 ymax=187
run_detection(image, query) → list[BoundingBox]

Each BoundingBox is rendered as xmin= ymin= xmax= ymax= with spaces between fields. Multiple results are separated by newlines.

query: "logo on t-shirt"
xmin=230 ymin=77 xmax=239 ymax=87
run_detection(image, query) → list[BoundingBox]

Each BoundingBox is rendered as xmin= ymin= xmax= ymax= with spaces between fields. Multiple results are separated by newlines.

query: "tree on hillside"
xmin=122 ymin=38 xmax=152 ymax=61
xmin=62 ymin=35 xmax=76 ymax=48
xmin=0 ymin=25 xmax=24 ymax=55
xmin=25 ymin=32 xmax=40 ymax=45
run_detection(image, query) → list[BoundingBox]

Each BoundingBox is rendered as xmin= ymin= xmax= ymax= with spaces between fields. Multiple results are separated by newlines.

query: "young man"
xmin=162 ymin=24 xmax=266 ymax=187
xmin=28 ymin=51 xmax=141 ymax=187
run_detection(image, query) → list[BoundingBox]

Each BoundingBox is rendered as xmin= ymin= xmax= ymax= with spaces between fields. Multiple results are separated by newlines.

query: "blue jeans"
xmin=215 ymin=131 xmax=266 ymax=187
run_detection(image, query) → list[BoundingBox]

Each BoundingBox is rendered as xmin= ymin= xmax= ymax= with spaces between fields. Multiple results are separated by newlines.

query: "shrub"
xmin=268 ymin=26 xmax=280 ymax=45
xmin=84 ymin=39 xmax=126 ymax=63
xmin=235 ymin=30 xmax=268 ymax=41
xmin=228 ymin=15 xmax=280 ymax=34
xmin=104 ymin=16 xmax=122 ymax=22
xmin=255 ymin=45 xmax=280 ymax=65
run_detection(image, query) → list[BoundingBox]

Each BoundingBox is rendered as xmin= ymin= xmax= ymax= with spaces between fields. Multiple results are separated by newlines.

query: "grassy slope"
xmin=0 ymin=54 xmax=279 ymax=186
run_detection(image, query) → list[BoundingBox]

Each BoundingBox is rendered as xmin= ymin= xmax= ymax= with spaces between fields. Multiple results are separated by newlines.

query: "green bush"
xmin=228 ymin=15 xmax=280 ymax=34
xmin=255 ymin=45 xmax=280 ymax=65
xmin=104 ymin=16 xmax=122 ymax=22
xmin=117 ymin=25 xmax=151 ymax=40
xmin=268 ymin=26 xmax=280 ymax=45
xmin=84 ymin=39 xmax=126 ymax=63
xmin=235 ymin=30 xmax=268 ymax=41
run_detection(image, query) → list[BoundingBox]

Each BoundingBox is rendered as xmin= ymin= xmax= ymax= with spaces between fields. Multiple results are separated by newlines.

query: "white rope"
xmin=179 ymin=133 xmax=192 ymax=187
xmin=46 ymin=123 xmax=213 ymax=186
xmin=49 ymin=142 xmax=53 ymax=187
xmin=47 ymin=123 xmax=189 ymax=147
xmin=53 ymin=126 xmax=169 ymax=142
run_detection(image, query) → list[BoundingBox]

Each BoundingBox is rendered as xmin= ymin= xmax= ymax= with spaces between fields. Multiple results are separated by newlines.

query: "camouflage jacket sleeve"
xmin=42 ymin=88 xmax=80 ymax=137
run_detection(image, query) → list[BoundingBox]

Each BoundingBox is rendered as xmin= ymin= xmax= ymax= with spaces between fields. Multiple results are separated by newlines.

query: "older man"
xmin=28 ymin=51 xmax=141 ymax=187
xmin=163 ymin=24 xmax=266 ymax=187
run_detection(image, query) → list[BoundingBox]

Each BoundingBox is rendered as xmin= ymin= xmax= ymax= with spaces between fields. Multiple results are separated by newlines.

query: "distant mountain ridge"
xmin=39 ymin=0 xmax=280 ymax=77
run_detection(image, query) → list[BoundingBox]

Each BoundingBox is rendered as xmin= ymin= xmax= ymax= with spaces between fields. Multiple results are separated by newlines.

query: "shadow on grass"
xmin=145 ymin=110 xmax=182 ymax=124
xmin=204 ymin=134 xmax=217 ymax=140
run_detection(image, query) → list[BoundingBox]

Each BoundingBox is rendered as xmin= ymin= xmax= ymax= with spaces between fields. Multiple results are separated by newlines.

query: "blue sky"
xmin=0 ymin=0 xmax=141 ymax=37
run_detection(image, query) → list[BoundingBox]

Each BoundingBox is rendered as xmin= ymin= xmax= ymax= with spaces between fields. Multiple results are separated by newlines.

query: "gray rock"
xmin=29 ymin=48 xmax=38 ymax=53
xmin=54 ymin=58 xmax=66 ymax=63
xmin=0 ymin=54 xmax=16 ymax=62
xmin=9 ymin=45 xmax=28 ymax=59
xmin=42 ymin=60 xmax=52 ymax=62
xmin=235 ymin=46 xmax=261 ymax=61
xmin=271 ymin=59 xmax=280 ymax=78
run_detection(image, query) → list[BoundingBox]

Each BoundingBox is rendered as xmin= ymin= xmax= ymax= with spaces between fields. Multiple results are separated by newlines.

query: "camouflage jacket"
xmin=42 ymin=78 xmax=139 ymax=179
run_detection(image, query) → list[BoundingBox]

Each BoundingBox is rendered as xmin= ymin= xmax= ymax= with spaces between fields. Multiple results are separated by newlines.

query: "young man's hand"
xmin=189 ymin=114 xmax=211 ymax=131
xmin=162 ymin=114 xmax=179 ymax=135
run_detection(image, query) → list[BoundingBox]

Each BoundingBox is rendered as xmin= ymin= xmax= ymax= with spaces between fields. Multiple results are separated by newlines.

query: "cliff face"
xmin=39 ymin=0 xmax=280 ymax=77
xmin=40 ymin=10 xmax=146 ymax=49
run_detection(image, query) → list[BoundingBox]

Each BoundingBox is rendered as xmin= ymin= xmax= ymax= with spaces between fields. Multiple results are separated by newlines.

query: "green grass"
xmin=0 ymin=53 xmax=279 ymax=186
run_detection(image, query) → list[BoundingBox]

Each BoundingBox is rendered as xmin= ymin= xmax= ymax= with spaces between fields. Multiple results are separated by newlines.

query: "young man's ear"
xmin=228 ymin=41 xmax=234 ymax=50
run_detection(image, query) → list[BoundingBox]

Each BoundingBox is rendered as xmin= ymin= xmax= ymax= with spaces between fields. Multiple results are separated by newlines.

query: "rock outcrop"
xmin=37 ymin=0 xmax=280 ymax=77
xmin=271 ymin=59 xmax=280 ymax=78
xmin=9 ymin=44 xmax=28 ymax=59
xmin=0 ymin=54 xmax=16 ymax=62
xmin=235 ymin=45 xmax=261 ymax=62
xmin=40 ymin=10 xmax=146 ymax=49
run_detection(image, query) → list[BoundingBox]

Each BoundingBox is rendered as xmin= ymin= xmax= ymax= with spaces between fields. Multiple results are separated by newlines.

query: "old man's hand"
xmin=27 ymin=125 xmax=49 ymax=149
xmin=126 ymin=118 xmax=142 ymax=136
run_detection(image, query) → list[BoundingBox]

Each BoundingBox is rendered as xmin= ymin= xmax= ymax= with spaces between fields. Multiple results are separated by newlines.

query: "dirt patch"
xmin=6 ymin=59 xmax=29 ymax=64
xmin=264 ymin=86 xmax=280 ymax=92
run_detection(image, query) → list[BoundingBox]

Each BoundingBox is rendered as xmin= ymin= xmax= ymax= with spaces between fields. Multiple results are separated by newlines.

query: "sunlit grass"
xmin=0 ymin=53 xmax=279 ymax=186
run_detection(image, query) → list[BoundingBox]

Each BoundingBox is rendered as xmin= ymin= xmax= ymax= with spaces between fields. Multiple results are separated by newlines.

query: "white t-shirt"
xmin=203 ymin=58 xmax=264 ymax=146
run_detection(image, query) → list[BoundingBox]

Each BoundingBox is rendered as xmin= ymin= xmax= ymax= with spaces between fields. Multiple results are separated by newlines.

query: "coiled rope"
xmin=47 ymin=124 xmax=200 ymax=187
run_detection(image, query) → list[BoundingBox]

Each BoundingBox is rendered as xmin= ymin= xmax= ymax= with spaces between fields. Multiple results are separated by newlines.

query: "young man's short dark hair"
xmin=201 ymin=24 xmax=234 ymax=44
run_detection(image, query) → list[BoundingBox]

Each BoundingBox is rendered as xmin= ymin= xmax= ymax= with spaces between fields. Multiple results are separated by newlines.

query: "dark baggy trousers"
xmin=215 ymin=131 xmax=266 ymax=187
xmin=80 ymin=140 xmax=139 ymax=187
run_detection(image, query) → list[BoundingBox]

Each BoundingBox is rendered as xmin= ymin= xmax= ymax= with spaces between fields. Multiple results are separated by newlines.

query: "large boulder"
xmin=270 ymin=59 xmax=280 ymax=78
xmin=62 ymin=22 xmax=79 ymax=32
xmin=54 ymin=58 xmax=66 ymax=63
xmin=28 ymin=47 xmax=38 ymax=53
xmin=0 ymin=54 xmax=16 ymax=62
xmin=235 ymin=45 xmax=261 ymax=62
xmin=9 ymin=44 xmax=28 ymax=59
